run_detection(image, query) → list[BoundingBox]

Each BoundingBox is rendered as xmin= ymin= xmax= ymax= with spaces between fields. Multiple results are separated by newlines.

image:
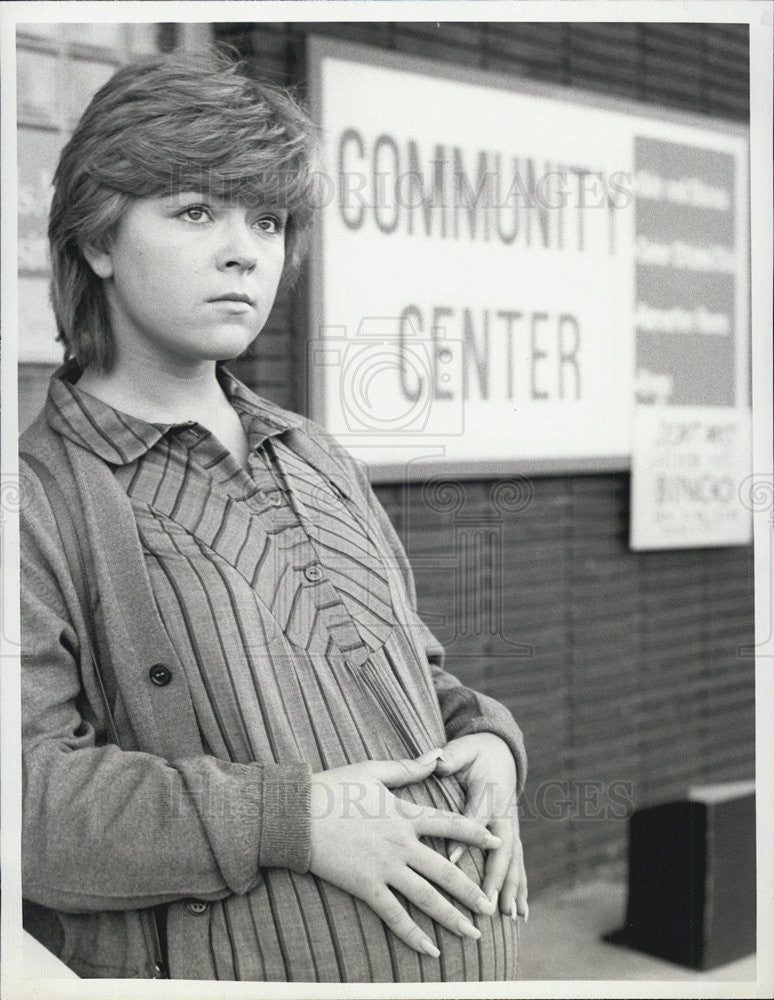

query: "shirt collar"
xmin=45 ymin=358 xmax=295 ymax=467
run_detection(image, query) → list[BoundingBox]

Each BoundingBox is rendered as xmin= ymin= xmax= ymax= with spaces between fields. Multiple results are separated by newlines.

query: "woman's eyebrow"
xmin=163 ymin=191 xmax=212 ymax=206
xmin=161 ymin=192 xmax=289 ymax=213
xmin=165 ymin=188 xmax=208 ymax=202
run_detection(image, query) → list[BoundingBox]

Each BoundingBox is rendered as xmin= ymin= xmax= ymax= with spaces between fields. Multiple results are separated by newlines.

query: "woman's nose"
xmin=222 ymin=254 xmax=256 ymax=273
xmin=217 ymin=220 xmax=258 ymax=273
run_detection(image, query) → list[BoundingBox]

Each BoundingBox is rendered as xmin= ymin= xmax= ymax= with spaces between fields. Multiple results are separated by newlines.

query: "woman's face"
xmin=86 ymin=192 xmax=287 ymax=369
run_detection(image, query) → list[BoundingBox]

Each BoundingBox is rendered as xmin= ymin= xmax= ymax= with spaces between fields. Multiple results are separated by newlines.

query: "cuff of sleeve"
xmin=258 ymin=762 xmax=312 ymax=874
xmin=447 ymin=717 xmax=528 ymax=797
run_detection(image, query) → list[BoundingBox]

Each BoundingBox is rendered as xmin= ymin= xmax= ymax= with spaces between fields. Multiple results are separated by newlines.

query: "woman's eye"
xmin=181 ymin=205 xmax=211 ymax=223
xmin=255 ymin=215 xmax=284 ymax=234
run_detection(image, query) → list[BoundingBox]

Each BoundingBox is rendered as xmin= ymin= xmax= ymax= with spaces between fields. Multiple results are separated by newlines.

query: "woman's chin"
xmin=198 ymin=328 xmax=263 ymax=362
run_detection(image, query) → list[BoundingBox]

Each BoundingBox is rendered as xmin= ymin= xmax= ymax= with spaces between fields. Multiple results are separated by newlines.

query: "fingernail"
xmin=457 ymin=917 xmax=481 ymax=940
xmin=418 ymin=748 xmax=443 ymax=764
xmin=485 ymin=833 xmax=502 ymax=849
xmin=510 ymin=899 xmax=518 ymax=923
xmin=475 ymin=895 xmax=495 ymax=915
xmin=488 ymin=888 xmax=498 ymax=908
xmin=524 ymin=901 xmax=529 ymax=924
xmin=420 ymin=936 xmax=440 ymax=958
xmin=449 ymin=845 xmax=464 ymax=865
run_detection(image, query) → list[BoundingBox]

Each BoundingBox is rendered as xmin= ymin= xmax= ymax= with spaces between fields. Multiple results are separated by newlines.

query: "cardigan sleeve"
xmin=21 ymin=491 xmax=311 ymax=914
xmin=322 ymin=435 xmax=528 ymax=795
xmin=414 ymin=618 xmax=528 ymax=798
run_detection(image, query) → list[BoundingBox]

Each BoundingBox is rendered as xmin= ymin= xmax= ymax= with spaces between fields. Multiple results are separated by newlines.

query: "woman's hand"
xmin=308 ymin=750 xmax=501 ymax=957
xmin=434 ymin=733 xmax=528 ymax=922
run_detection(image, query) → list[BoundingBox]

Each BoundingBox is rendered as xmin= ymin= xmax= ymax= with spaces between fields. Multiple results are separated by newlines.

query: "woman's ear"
xmin=82 ymin=243 xmax=114 ymax=280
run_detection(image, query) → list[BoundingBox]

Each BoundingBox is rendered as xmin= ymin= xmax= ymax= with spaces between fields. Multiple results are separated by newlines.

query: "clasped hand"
xmin=309 ymin=740 xmax=526 ymax=957
xmin=435 ymin=733 xmax=529 ymax=923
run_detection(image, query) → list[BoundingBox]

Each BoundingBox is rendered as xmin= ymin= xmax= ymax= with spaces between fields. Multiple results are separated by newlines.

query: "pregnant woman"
xmin=20 ymin=48 xmax=528 ymax=982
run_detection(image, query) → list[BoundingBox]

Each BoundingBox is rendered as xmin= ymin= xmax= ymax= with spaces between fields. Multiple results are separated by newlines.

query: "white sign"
xmin=630 ymin=407 xmax=752 ymax=549
xmin=308 ymin=39 xmax=749 ymax=483
xmin=629 ymin=129 xmax=751 ymax=548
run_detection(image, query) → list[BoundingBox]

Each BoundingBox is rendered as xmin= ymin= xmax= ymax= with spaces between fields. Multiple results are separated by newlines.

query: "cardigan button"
xmin=303 ymin=563 xmax=323 ymax=583
xmin=148 ymin=663 xmax=172 ymax=687
xmin=186 ymin=900 xmax=210 ymax=915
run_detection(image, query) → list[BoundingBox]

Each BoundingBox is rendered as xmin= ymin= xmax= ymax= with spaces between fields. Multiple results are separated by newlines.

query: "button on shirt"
xmin=45 ymin=366 xmax=520 ymax=982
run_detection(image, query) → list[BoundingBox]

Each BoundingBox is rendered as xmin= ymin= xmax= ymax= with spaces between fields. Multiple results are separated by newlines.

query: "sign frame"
xmin=306 ymin=35 xmax=750 ymax=483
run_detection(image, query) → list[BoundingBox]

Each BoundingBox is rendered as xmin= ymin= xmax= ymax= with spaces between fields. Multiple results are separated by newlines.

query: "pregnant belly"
xmin=203 ymin=773 xmax=519 ymax=982
xmin=208 ymin=856 xmax=518 ymax=982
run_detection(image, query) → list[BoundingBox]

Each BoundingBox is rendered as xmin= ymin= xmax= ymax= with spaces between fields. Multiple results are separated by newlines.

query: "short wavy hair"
xmin=48 ymin=47 xmax=320 ymax=371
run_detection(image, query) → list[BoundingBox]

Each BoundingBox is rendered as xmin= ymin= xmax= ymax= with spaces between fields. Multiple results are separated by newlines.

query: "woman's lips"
xmin=209 ymin=293 xmax=255 ymax=306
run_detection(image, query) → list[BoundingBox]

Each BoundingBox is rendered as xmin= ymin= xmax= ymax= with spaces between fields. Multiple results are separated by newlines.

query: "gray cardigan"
xmin=20 ymin=388 xmax=527 ymax=979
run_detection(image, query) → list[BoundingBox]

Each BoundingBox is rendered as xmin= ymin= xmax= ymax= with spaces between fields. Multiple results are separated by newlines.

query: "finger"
xmin=409 ymin=806 xmax=502 ymax=851
xmin=433 ymin=741 xmax=476 ymax=777
xmin=500 ymin=839 xmax=528 ymax=920
xmin=447 ymin=801 xmax=488 ymax=866
xmin=368 ymin=885 xmax=441 ymax=958
xmin=448 ymin=842 xmax=464 ymax=866
xmin=447 ymin=787 xmax=498 ymax=866
xmin=516 ymin=855 xmax=529 ymax=921
xmin=481 ymin=817 xmax=514 ymax=906
xmin=368 ymin=749 xmax=444 ymax=788
xmin=409 ymin=842 xmax=495 ymax=916
xmin=390 ymin=868 xmax=482 ymax=941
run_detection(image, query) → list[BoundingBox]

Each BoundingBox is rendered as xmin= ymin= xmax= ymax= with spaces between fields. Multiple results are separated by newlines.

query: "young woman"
xmin=20 ymin=48 xmax=528 ymax=982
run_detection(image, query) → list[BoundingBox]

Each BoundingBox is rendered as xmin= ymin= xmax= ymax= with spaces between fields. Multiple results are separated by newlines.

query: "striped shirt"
xmin=45 ymin=366 xmax=522 ymax=982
